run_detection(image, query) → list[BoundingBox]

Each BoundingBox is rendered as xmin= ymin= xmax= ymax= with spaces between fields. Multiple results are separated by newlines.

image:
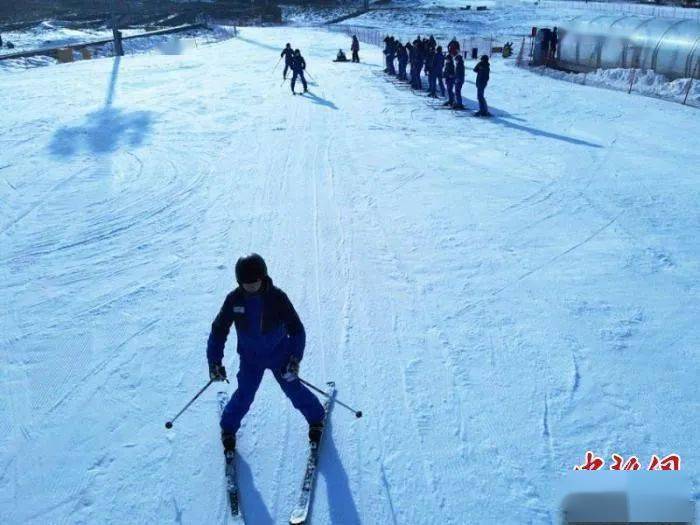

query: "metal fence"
xmin=538 ymin=0 xmax=700 ymax=21
xmin=327 ymin=24 xmax=510 ymax=59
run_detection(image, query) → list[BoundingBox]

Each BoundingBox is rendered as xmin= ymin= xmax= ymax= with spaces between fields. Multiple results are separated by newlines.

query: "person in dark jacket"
xmin=453 ymin=54 xmax=465 ymax=109
xmin=387 ymin=37 xmax=397 ymax=75
xmin=290 ymin=49 xmax=308 ymax=93
xmin=412 ymin=40 xmax=424 ymax=89
xmin=207 ymin=254 xmax=325 ymax=452
xmin=473 ymin=54 xmax=491 ymax=116
xmin=405 ymin=42 xmax=414 ymax=83
xmin=443 ymin=54 xmax=455 ymax=106
xmin=397 ymin=42 xmax=408 ymax=80
xmin=550 ymin=27 xmax=558 ymax=60
xmin=281 ymin=43 xmax=294 ymax=80
xmin=426 ymin=47 xmax=438 ymax=97
xmin=447 ymin=37 xmax=460 ymax=57
xmin=351 ymin=35 xmax=360 ymax=62
xmin=434 ymin=46 xmax=445 ymax=97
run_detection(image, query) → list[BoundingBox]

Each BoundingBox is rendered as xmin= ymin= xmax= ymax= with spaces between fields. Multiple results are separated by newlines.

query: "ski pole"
xmin=165 ymin=378 xmax=223 ymax=429
xmin=304 ymin=70 xmax=317 ymax=83
xmin=272 ymin=55 xmax=282 ymax=74
xmin=299 ymin=377 xmax=363 ymax=418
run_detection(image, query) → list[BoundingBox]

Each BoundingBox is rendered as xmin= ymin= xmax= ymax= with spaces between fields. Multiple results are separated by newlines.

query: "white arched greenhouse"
xmin=556 ymin=14 xmax=700 ymax=80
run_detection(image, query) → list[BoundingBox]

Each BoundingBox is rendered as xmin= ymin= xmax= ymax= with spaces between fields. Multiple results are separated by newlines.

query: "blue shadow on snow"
xmin=302 ymin=90 xmax=339 ymax=111
xmin=238 ymin=454 xmax=274 ymax=524
xmin=316 ymin=420 xmax=361 ymax=525
xmin=49 ymin=56 xmax=154 ymax=157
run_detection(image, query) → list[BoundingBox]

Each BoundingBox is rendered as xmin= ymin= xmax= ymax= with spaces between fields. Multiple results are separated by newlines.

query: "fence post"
xmin=683 ymin=60 xmax=699 ymax=105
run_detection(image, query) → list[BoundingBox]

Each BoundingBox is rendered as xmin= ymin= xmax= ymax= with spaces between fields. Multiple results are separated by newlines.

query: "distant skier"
xmin=290 ymin=49 xmax=308 ymax=94
xmin=281 ymin=43 xmax=294 ymax=80
xmin=447 ymin=36 xmax=460 ymax=57
xmin=384 ymin=36 xmax=396 ymax=75
xmin=426 ymin=46 xmax=438 ymax=97
xmin=443 ymin=54 xmax=455 ymax=106
xmin=207 ymin=254 xmax=326 ymax=453
xmin=453 ymin=54 xmax=465 ymax=109
xmin=351 ymin=35 xmax=360 ymax=63
xmin=397 ymin=41 xmax=408 ymax=80
xmin=550 ymin=27 xmax=559 ymax=60
xmin=434 ymin=46 xmax=445 ymax=97
xmin=334 ymin=49 xmax=348 ymax=62
xmin=473 ymin=54 xmax=491 ymax=116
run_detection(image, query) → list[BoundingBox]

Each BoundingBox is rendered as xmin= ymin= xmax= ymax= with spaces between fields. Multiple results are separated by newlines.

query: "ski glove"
xmin=281 ymin=356 xmax=300 ymax=383
xmin=209 ymin=362 xmax=227 ymax=382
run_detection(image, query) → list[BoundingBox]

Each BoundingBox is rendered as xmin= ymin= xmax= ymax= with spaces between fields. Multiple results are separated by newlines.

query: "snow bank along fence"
xmin=539 ymin=0 xmax=700 ymax=21
xmin=0 ymin=23 xmax=205 ymax=63
xmin=555 ymin=15 xmax=700 ymax=80
xmin=328 ymin=24 xmax=507 ymax=59
xmin=516 ymin=16 xmax=700 ymax=107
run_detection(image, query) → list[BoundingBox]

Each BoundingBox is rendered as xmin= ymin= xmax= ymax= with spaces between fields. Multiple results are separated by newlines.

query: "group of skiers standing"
xmin=382 ymin=34 xmax=491 ymax=116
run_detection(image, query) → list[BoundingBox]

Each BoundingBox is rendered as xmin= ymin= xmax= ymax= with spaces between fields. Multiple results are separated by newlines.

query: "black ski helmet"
xmin=235 ymin=253 xmax=267 ymax=284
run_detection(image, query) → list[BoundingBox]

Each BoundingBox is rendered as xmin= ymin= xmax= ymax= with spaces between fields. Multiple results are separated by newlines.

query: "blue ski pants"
xmin=291 ymin=70 xmax=307 ymax=92
xmin=446 ymin=79 xmax=455 ymax=104
xmin=454 ymin=80 xmax=463 ymax=106
xmin=477 ymin=84 xmax=488 ymax=114
xmin=437 ymin=74 xmax=445 ymax=96
xmin=221 ymin=359 xmax=324 ymax=433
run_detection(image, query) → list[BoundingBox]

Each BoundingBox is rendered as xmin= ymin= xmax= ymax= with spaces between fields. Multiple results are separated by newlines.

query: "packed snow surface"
xmin=1 ymin=26 xmax=699 ymax=524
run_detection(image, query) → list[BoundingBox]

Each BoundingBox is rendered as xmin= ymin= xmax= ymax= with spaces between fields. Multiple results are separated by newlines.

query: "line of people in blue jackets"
xmin=381 ymin=34 xmax=491 ymax=117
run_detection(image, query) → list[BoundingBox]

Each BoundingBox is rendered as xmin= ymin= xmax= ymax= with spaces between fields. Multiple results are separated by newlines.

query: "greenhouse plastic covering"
xmin=558 ymin=14 xmax=700 ymax=79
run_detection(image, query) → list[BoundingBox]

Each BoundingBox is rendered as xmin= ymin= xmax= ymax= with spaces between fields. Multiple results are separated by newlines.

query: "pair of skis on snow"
xmin=217 ymin=382 xmax=336 ymax=524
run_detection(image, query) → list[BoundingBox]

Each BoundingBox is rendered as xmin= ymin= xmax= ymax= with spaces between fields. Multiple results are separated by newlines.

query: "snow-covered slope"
xmin=1 ymin=27 xmax=698 ymax=524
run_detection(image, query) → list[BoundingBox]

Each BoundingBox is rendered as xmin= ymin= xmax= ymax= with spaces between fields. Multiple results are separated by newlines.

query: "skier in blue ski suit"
xmin=207 ymin=254 xmax=325 ymax=452
xmin=290 ymin=49 xmax=308 ymax=93
xmin=434 ymin=46 xmax=445 ymax=97
xmin=281 ymin=43 xmax=294 ymax=79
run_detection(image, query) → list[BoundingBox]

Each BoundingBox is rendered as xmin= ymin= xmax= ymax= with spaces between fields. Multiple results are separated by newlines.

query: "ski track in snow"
xmin=1 ymin=25 xmax=699 ymax=525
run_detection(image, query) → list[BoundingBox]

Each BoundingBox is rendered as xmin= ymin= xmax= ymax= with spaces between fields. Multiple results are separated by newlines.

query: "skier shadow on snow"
xmin=455 ymin=105 xmax=601 ymax=148
xmin=302 ymin=91 xmax=339 ymax=111
xmin=317 ymin=420 xmax=361 ymax=525
xmin=49 ymin=56 xmax=154 ymax=157
xmin=237 ymin=454 xmax=274 ymax=524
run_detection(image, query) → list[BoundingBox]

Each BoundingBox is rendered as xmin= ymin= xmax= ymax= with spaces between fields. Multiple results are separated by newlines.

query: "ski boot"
xmin=308 ymin=422 xmax=324 ymax=444
xmin=453 ymin=103 xmax=465 ymax=110
xmin=442 ymin=100 xmax=452 ymax=107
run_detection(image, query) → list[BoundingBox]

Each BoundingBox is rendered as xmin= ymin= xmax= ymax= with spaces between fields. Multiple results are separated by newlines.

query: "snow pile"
xmin=0 ymin=25 xmax=238 ymax=72
xmin=0 ymin=21 xmax=142 ymax=57
xmin=336 ymin=0 xmax=586 ymax=40
xmin=536 ymin=66 xmax=700 ymax=107
xmin=281 ymin=4 xmax=366 ymax=26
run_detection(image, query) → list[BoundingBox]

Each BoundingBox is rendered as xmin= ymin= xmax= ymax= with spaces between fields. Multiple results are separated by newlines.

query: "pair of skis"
xmin=217 ymin=382 xmax=336 ymax=524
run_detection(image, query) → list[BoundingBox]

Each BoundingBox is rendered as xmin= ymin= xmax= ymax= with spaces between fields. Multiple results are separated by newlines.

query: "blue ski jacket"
xmin=207 ymin=277 xmax=305 ymax=369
